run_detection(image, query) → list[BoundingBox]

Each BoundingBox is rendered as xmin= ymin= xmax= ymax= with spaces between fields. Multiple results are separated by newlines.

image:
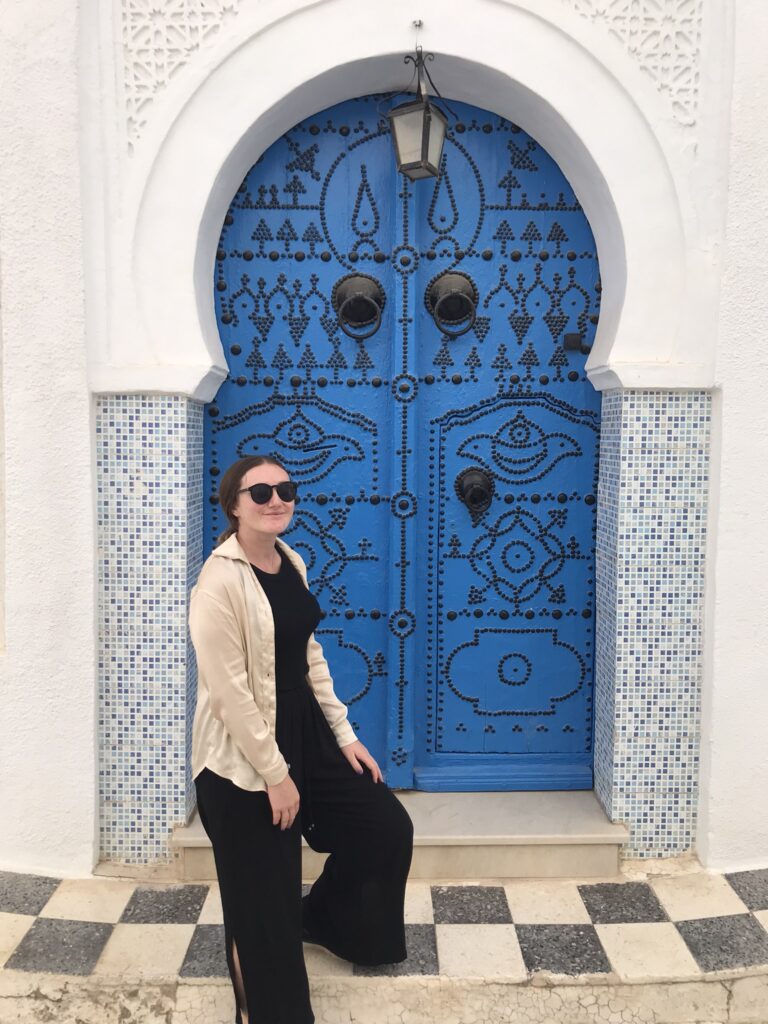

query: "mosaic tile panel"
xmin=96 ymin=395 xmax=204 ymax=863
xmin=594 ymin=391 xmax=621 ymax=817
xmin=594 ymin=390 xmax=711 ymax=858
xmin=95 ymin=389 xmax=710 ymax=863
xmin=185 ymin=407 xmax=204 ymax=819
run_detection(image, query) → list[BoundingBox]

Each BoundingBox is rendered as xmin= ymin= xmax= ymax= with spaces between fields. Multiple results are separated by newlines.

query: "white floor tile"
xmin=92 ymin=923 xmax=194 ymax=980
xmin=503 ymin=880 xmax=592 ymax=923
xmin=0 ymin=913 xmax=35 ymax=968
xmin=404 ymin=883 xmax=434 ymax=924
xmin=649 ymin=872 xmax=749 ymax=921
xmin=197 ymin=884 xmax=224 ymax=925
xmin=38 ymin=879 xmax=137 ymax=923
xmin=436 ymin=924 xmax=527 ymax=980
xmin=303 ymin=943 xmax=353 ymax=976
xmin=595 ymin=923 xmax=702 ymax=981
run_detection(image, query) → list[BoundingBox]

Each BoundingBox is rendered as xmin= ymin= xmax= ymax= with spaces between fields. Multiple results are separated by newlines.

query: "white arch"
xmin=100 ymin=0 xmax=710 ymax=400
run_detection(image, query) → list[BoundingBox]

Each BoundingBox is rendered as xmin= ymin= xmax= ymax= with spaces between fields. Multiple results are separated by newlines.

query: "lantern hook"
xmin=403 ymin=47 xmax=458 ymax=119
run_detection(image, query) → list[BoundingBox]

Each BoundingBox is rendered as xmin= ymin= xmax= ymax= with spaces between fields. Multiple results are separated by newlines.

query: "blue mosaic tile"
xmin=96 ymin=395 xmax=204 ymax=863
xmin=185 ymin=403 xmax=204 ymax=819
xmin=594 ymin=390 xmax=710 ymax=858
xmin=95 ymin=389 xmax=711 ymax=864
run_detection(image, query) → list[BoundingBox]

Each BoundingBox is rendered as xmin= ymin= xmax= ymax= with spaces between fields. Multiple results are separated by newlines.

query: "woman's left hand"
xmin=339 ymin=740 xmax=384 ymax=783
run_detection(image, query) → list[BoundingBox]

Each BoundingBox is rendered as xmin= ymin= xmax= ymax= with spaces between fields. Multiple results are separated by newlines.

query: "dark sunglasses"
xmin=237 ymin=481 xmax=299 ymax=505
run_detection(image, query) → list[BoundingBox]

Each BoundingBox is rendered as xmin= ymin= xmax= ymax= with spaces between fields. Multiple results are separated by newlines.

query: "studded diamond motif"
xmin=205 ymin=96 xmax=600 ymax=789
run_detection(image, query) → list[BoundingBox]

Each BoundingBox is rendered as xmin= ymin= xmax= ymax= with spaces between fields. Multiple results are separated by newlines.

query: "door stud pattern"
xmin=205 ymin=97 xmax=601 ymax=789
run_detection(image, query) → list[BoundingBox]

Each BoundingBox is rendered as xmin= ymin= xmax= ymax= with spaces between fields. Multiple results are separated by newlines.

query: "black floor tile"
xmin=0 ymin=871 xmax=61 ymax=916
xmin=119 ymin=884 xmax=209 ymax=924
xmin=353 ymin=924 xmax=438 ymax=976
xmin=724 ymin=869 xmax=768 ymax=912
xmin=515 ymin=924 xmax=612 ymax=975
xmin=676 ymin=914 xmax=768 ymax=972
xmin=431 ymin=885 xmax=512 ymax=924
xmin=5 ymin=918 xmax=113 ymax=975
xmin=179 ymin=924 xmax=229 ymax=977
xmin=578 ymin=882 xmax=668 ymax=924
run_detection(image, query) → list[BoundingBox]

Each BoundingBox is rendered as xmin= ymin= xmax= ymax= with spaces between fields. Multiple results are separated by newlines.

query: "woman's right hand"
xmin=266 ymin=771 xmax=301 ymax=830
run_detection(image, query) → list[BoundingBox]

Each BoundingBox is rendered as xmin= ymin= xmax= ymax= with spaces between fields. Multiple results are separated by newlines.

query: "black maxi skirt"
xmin=194 ymin=678 xmax=414 ymax=1024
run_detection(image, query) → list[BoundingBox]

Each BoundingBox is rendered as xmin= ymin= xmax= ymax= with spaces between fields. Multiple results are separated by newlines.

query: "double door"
xmin=204 ymin=95 xmax=601 ymax=790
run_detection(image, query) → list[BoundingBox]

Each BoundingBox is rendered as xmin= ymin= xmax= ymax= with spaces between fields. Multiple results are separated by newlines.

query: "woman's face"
xmin=233 ymin=463 xmax=295 ymax=539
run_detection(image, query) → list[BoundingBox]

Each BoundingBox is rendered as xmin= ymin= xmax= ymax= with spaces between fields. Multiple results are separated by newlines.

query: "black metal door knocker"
xmin=455 ymin=467 xmax=494 ymax=514
xmin=332 ymin=274 xmax=386 ymax=339
xmin=426 ymin=271 xmax=478 ymax=338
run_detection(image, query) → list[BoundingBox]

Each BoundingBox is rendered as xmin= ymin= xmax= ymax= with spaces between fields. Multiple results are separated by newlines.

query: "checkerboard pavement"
xmin=1 ymin=868 xmax=767 ymax=983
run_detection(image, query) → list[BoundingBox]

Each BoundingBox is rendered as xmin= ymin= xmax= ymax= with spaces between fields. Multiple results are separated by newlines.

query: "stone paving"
xmin=0 ymin=864 xmax=767 ymax=1022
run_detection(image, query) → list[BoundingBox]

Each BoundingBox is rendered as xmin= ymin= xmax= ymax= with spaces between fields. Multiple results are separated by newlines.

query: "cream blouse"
xmin=189 ymin=533 xmax=357 ymax=791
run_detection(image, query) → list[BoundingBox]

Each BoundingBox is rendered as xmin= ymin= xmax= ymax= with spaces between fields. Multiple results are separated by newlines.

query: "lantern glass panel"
xmin=427 ymin=106 xmax=447 ymax=172
xmin=392 ymin=105 xmax=427 ymax=168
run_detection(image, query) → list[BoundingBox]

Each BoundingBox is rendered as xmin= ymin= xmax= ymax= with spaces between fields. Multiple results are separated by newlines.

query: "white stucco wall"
xmin=0 ymin=0 xmax=97 ymax=875
xmin=0 ymin=0 xmax=766 ymax=875
xmin=698 ymin=0 xmax=768 ymax=871
xmin=108 ymin=0 xmax=719 ymax=397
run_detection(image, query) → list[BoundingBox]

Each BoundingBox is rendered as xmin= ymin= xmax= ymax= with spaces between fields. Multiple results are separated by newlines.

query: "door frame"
xmin=113 ymin=0 xmax=703 ymax=401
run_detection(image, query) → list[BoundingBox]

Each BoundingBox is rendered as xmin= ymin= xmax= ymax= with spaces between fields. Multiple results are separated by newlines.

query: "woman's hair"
xmin=215 ymin=455 xmax=289 ymax=547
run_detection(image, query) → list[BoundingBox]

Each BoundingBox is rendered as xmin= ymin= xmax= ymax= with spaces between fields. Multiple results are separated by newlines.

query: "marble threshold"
xmin=167 ymin=789 xmax=631 ymax=882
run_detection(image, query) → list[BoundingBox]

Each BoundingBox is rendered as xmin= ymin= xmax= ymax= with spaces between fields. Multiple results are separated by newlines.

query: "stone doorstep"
xmin=1 ymin=970 xmax=767 ymax=1024
xmin=178 ymin=841 xmax=625 ymax=882
xmin=170 ymin=789 xmax=630 ymax=882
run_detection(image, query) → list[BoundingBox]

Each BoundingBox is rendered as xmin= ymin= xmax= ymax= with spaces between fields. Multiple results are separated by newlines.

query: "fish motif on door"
xmin=205 ymin=95 xmax=601 ymax=790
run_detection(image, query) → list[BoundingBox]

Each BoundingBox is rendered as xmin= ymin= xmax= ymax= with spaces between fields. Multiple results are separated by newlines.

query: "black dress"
xmin=194 ymin=545 xmax=414 ymax=1024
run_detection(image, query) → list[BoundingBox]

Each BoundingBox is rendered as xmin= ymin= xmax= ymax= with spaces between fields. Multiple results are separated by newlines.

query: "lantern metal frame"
xmin=386 ymin=47 xmax=452 ymax=181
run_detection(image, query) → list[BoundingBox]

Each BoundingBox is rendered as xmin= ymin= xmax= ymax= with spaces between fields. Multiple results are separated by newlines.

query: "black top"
xmin=251 ymin=546 xmax=321 ymax=691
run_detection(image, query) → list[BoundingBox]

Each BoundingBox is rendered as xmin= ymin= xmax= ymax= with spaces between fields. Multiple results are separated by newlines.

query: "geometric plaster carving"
xmin=122 ymin=0 xmax=240 ymax=148
xmin=567 ymin=0 xmax=703 ymax=125
xmin=116 ymin=0 xmax=706 ymax=395
xmin=121 ymin=0 xmax=703 ymax=148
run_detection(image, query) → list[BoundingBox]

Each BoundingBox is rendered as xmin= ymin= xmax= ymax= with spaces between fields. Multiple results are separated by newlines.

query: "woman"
xmin=189 ymin=454 xmax=414 ymax=1024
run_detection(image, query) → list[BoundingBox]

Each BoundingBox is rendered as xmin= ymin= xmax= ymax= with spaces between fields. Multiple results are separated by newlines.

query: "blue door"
xmin=205 ymin=96 xmax=600 ymax=791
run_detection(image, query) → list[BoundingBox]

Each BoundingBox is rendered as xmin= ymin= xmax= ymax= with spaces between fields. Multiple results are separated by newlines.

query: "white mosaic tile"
xmin=96 ymin=396 xmax=204 ymax=863
xmin=594 ymin=391 xmax=710 ymax=858
xmin=185 ymin=404 xmax=204 ymax=819
xmin=94 ymin=390 xmax=710 ymax=864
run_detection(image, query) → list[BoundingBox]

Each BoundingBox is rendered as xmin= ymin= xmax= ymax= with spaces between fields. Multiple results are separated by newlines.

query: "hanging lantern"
xmin=387 ymin=47 xmax=449 ymax=180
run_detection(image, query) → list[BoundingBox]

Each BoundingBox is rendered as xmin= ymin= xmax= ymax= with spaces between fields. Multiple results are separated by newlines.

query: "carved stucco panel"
xmin=122 ymin=0 xmax=240 ymax=149
xmin=120 ymin=0 xmax=704 ymax=148
xmin=568 ymin=0 xmax=703 ymax=125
